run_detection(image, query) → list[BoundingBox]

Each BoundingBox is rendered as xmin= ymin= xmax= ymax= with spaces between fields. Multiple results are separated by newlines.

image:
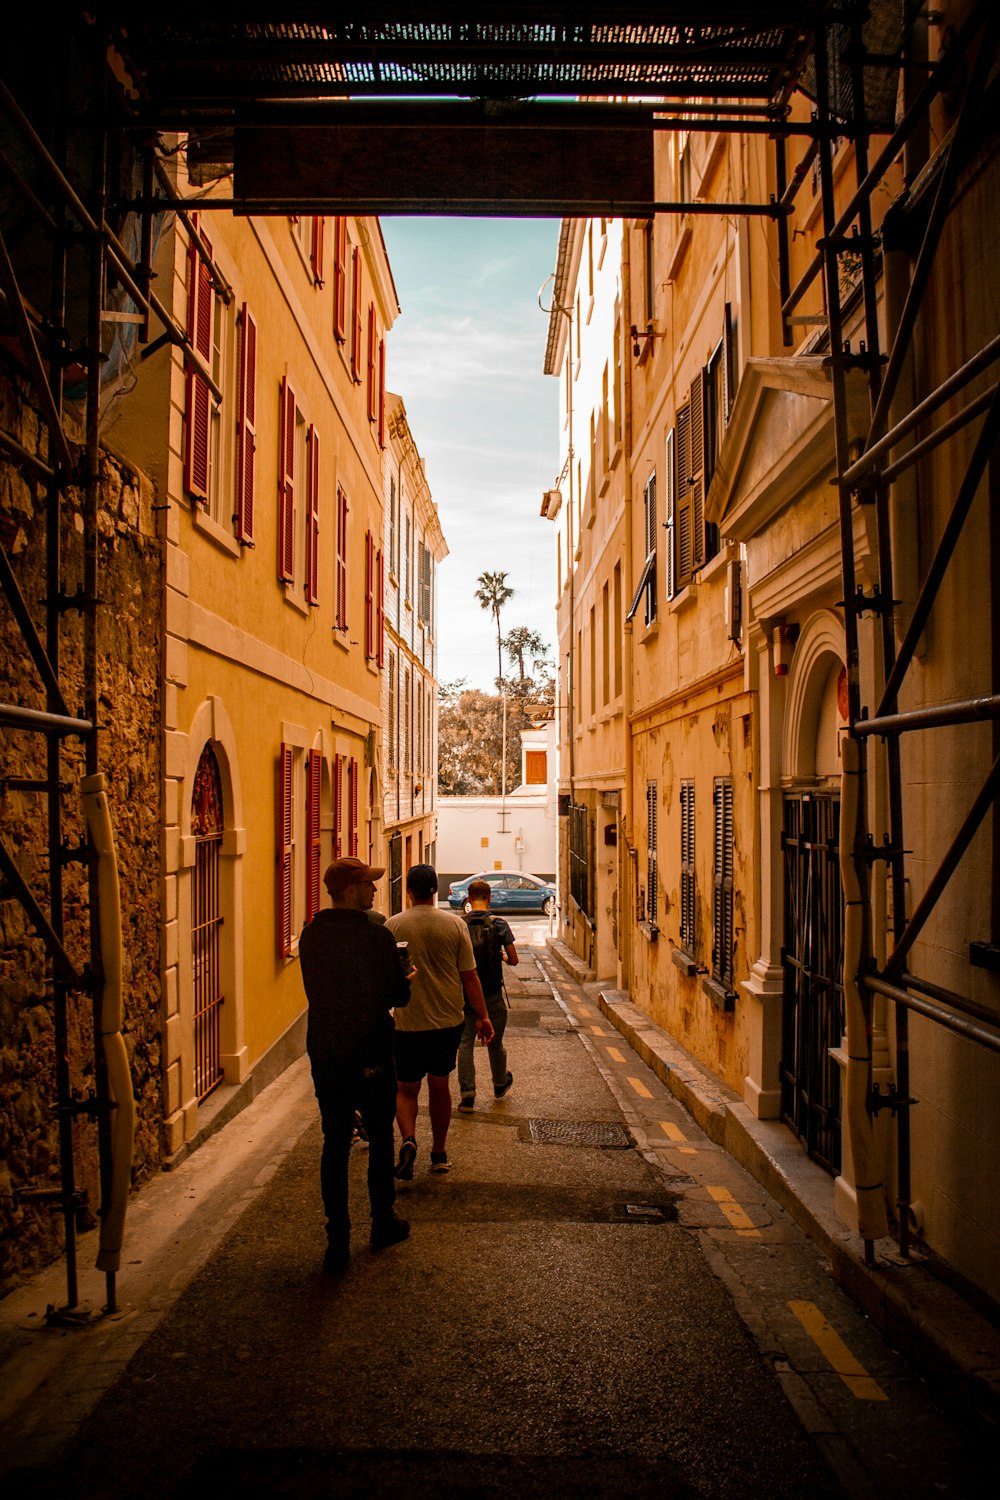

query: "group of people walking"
xmin=298 ymin=857 xmax=518 ymax=1273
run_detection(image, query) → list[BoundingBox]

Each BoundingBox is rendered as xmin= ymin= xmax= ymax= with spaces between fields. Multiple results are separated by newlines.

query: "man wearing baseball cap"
xmin=386 ymin=863 xmax=494 ymax=1177
xmin=299 ymin=856 xmax=412 ymax=1272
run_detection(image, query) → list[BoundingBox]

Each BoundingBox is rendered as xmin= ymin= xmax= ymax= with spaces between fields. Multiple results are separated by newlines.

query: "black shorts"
xmin=393 ymin=1022 xmax=464 ymax=1083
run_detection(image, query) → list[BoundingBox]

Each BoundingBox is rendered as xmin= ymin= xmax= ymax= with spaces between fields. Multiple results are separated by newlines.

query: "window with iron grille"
xmin=646 ymin=780 xmax=658 ymax=923
xmin=192 ymin=744 xmax=225 ymax=1102
xmin=680 ymin=780 xmax=696 ymax=952
xmin=568 ymin=801 xmax=592 ymax=917
xmin=712 ymin=779 xmax=734 ymax=990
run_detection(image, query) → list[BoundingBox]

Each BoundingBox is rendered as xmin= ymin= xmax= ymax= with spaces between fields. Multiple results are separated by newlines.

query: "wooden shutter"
xmin=364 ymin=529 xmax=374 ymax=657
xmin=184 ymin=228 xmax=213 ymax=501
xmin=366 ymin=303 xmax=377 ymax=423
xmin=351 ymin=246 xmax=362 ymax=382
xmin=335 ymin=487 xmax=348 ymax=630
xmin=310 ymin=216 xmax=325 ymax=286
xmin=664 ymin=426 xmax=676 ymax=601
xmin=333 ymin=753 xmax=343 ymax=859
xmin=235 ymin=305 xmax=257 ymax=544
xmin=713 ymin=780 xmax=734 ymax=988
xmin=277 ymin=378 xmax=295 ymax=583
xmin=378 ymin=336 xmax=386 ymax=448
xmin=675 ymin=401 xmax=693 ymax=587
xmin=276 ymin=744 xmax=293 ymax=958
xmin=333 ymin=217 xmax=347 ymax=341
xmin=680 ymin=781 xmax=696 ymax=951
xmin=376 ymin=548 xmax=385 ymax=667
xmin=690 ymin=372 xmax=706 ymax=569
xmin=646 ymin=781 xmax=658 ymax=923
xmin=348 ymin=757 xmax=359 ymax=856
xmin=723 ymin=302 xmax=735 ymax=422
xmin=305 ymin=424 xmax=320 ymax=605
xmin=306 ymin=749 xmax=322 ymax=922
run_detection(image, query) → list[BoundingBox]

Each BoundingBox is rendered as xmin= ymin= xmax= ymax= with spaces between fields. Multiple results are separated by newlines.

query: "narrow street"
xmin=1 ymin=932 xmax=992 ymax=1499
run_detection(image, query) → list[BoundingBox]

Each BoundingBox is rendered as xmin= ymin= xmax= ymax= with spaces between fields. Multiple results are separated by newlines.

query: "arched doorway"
xmin=780 ymin=634 xmax=848 ymax=1175
xmin=191 ymin=743 xmax=225 ymax=1102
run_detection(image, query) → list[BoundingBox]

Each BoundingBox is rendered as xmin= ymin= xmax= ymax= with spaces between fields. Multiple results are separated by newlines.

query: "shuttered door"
xmin=192 ymin=744 xmax=224 ymax=1101
xmin=781 ymin=794 xmax=844 ymax=1175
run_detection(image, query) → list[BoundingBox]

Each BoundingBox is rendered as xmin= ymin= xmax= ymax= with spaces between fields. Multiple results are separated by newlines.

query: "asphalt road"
xmin=2 ymin=944 xmax=992 ymax=1499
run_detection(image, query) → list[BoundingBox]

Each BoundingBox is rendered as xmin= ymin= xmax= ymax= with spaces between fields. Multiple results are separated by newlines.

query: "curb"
xmin=547 ymin=974 xmax=1000 ymax=1427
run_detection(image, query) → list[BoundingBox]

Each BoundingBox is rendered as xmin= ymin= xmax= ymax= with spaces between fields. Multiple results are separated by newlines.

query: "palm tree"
xmin=474 ymin=571 xmax=515 ymax=688
xmin=504 ymin=625 xmax=548 ymax=684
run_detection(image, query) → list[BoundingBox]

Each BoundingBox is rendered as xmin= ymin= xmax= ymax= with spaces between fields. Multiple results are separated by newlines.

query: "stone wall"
xmin=0 ymin=366 xmax=164 ymax=1294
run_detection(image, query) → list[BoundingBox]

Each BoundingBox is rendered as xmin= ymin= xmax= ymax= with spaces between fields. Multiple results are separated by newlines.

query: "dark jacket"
xmin=299 ymin=908 xmax=410 ymax=1078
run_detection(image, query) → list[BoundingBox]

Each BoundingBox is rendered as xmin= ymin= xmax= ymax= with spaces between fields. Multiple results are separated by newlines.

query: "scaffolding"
xmin=1 ymin=3 xmax=998 ymax=1304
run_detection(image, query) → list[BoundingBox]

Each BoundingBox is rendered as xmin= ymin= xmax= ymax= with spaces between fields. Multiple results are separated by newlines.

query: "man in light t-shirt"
xmin=386 ymin=864 xmax=494 ymax=1177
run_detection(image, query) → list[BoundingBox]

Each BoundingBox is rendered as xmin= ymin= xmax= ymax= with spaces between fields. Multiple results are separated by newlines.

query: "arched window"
xmin=192 ymin=744 xmax=225 ymax=1101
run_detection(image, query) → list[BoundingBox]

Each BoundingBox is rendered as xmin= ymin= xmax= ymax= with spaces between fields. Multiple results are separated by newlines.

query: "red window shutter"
xmin=333 ymin=217 xmax=347 ymax=341
xmin=366 ymin=303 xmax=377 ymax=423
xmin=335 ymin=487 xmax=348 ymax=631
xmin=351 ymin=247 xmax=363 ymax=382
xmin=305 ymin=424 xmax=320 ymax=605
xmin=306 ymin=749 xmax=322 ymax=922
xmin=276 ymin=744 xmax=293 ymax=958
xmin=333 ymin=753 xmax=342 ymax=859
xmin=376 ymin=548 xmax=385 ymax=668
xmin=378 ymin=337 xmax=386 ymax=448
xmin=184 ymin=229 xmax=213 ymax=501
xmin=278 ymin=378 xmax=295 ymax=582
xmin=364 ymin=530 xmax=374 ymax=658
xmin=310 ymin=216 xmax=325 ymax=286
xmin=349 ymin=757 xmax=359 ymax=856
xmin=236 ymin=305 xmax=257 ymax=545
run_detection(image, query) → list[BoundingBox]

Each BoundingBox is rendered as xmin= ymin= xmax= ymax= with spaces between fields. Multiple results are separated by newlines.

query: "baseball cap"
xmin=405 ymin=862 xmax=439 ymax=897
xmin=323 ymin=856 xmax=386 ymax=897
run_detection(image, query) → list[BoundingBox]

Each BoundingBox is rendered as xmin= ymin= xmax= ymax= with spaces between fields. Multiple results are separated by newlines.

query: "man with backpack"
xmin=457 ymin=879 xmax=519 ymax=1112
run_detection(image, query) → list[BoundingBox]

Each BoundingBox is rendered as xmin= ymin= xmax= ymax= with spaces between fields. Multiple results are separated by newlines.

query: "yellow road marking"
xmin=627 ymin=1076 xmax=653 ymax=1099
xmin=590 ymin=1025 xmax=607 ymax=1036
xmin=577 ymin=1005 xmax=594 ymax=1017
xmin=789 ymin=1301 xmax=888 ymax=1401
xmin=661 ymin=1121 xmax=687 ymax=1142
xmin=606 ymin=1046 xmax=625 ymax=1063
xmin=707 ymin=1184 xmax=761 ymax=1237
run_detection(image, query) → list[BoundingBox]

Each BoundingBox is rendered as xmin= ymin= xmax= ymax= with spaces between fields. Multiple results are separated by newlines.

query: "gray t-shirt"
xmin=387 ymin=904 xmax=476 ymax=1032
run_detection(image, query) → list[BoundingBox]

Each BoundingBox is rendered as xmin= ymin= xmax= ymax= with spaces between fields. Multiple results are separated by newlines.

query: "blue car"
xmin=447 ymin=871 xmax=557 ymax=915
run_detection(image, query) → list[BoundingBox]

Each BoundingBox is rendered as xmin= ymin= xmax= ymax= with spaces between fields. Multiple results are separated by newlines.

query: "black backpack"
xmin=464 ymin=912 xmax=505 ymax=996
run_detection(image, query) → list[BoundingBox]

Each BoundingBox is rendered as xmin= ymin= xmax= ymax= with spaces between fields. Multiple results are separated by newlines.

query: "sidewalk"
xmin=544 ymin=936 xmax=1000 ymax=1424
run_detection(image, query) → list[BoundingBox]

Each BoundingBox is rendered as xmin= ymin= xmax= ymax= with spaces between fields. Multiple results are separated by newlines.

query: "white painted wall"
xmin=437 ymin=722 xmax=557 ymax=888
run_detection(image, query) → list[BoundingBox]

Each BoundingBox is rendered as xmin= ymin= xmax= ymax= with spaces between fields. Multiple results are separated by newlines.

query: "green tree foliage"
xmin=503 ymin=625 xmax=548 ymax=683
xmin=438 ymin=677 xmax=552 ymax=795
xmin=474 ymin=571 xmax=515 ymax=689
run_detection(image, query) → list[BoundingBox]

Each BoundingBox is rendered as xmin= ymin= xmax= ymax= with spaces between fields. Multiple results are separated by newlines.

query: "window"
xmin=376 ymin=546 xmax=385 ymax=667
xmin=192 ymin=744 xmax=224 ymax=1101
xmin=347 ymin=757 xmax=359 ymax=857
xmin=378 ymin=335 xmax=386 ymax=448
xmin=589 ymin=604 xmax=596 ymax=716
xmin=332 ymin=754 xmax=343 ymax=858
xmin=366 ymin=302 xmax=378 ymax=424
xmin=350 ymin=245 xmax=363 ymax=382
xmin=404 ymin=513 xmax=412 ymax=603
xmin=673 ymin=371 xmax=714 ymax=593
xmin=335 ymin=486 xmax=349 ymax=631
xmin=305 ymin=425 xmax=320 ymax=605
xmin=185 ymin=226 xmax=227 ymax=515
xmin=291 ymin=216 xmax=325 ymax=285
xmin=333 ymin=216 xmax=348 ymax=341
xmin=403 ymin=669 xmax=412 ymax=772
xmin=276 ymin=743 xmax=297 ymax=959
xmin=365 ymin=530 xmax=385 ymax=663
xmin=525 ymin=751 xmax=547 ymax=785
xmin=642 ymin=218 xmax=655 ymax=326
xmin=680 ymin=780 xmax=696 ymax=953
xmin=235 ymin=304 xmax=256 ymax=545
xmin=646 ymin=781 xmax=658 ymax=924
xmin=613 ymin=563 xmax=623 ymax=696
xmin=569 ymin=801 xmax=591 ymax=916
xmin=601 ymin=580 xmax=610 ymax=705
xmin=417 ymin=541 xmax=432 ymax=627
xmin=276 ymin=377 xmax=297 ymax=584
xmin=626 ymin=471 xmax=657 ymax=626
xmin=705 ymin=303 xmax=737 ymax=492
xmin=712 ymin=779 xmax=735 ymax=991
xmin=387 ymin=654 xmax=397 ymax=773
xmin=388 ymin=476 xmax=397 ymax=576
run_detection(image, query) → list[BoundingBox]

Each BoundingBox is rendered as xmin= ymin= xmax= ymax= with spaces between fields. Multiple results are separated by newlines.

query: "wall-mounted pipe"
xmin=81 ymin=773 xmax=135 ymax=1279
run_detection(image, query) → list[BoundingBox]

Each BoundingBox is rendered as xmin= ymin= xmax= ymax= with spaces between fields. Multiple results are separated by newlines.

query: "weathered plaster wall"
xmin=0 ymin=369 xmax=163 ymax=1292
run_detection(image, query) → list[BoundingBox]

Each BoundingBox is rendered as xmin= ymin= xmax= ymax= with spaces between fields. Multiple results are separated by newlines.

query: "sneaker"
xmin=394 ymin=1136 xmax=417 ymax=1181
xmin=458 ymin=1095 xmax=475 ymax=1113
xmin=494 ymin=1071 xmax=514 ymax=1100
xmin=352 ymin=1111 xmax=369 ymax=1147
xmin=323 ymin=1242 xmax=350 ymax=1274
xmin=370 ymin=1214 xmax=410 ymax=1249
xmin=429 ymin=1151 xmax=451 ymax=1173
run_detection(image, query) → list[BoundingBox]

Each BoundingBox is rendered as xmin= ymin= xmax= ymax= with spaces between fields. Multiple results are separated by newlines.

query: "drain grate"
xmin=527 ymin=1118 xmax=632 ymax=1148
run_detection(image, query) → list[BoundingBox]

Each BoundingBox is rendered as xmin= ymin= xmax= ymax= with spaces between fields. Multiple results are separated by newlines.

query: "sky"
xmin=379 ymin=218 xmax=561 ymax=693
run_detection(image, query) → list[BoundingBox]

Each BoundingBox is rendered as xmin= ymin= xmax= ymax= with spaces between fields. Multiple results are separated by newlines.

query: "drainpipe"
xmin=621 ymin=224 xmax=635 ymax=992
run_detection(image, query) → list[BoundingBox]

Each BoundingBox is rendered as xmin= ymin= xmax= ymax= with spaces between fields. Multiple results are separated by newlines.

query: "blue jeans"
xmin=457 ymin=994 xmax=509 ymax=1097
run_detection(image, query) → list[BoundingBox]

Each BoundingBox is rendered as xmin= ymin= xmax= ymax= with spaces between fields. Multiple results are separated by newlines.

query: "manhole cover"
xmin=527 ymin=1118 xmax=632 ymax=1148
